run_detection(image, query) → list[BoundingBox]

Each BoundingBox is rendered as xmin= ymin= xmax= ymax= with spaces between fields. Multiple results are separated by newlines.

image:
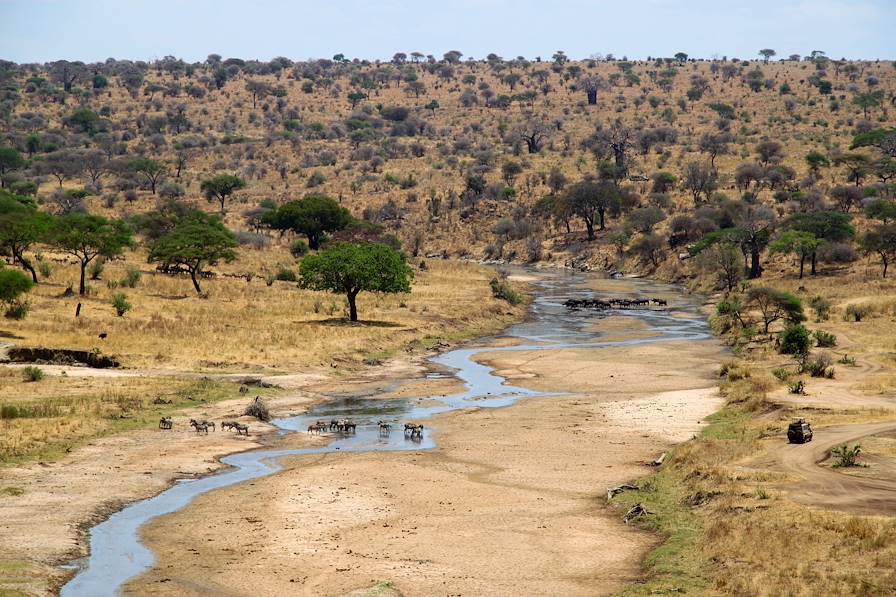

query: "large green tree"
xmin=0 ymin=269 xmax=33 ymax=317
xmin=860 ymin=224 xmax=896 ymax=278
xmin=783 ymin=211 xmax=855 ymax=275
xmin=564 ymin=179 xmax=620 ymax=240
xmin=130 ymin=158 xmax=167 ymax=195
xmin=201 ymin=174 xmax=246 ymax=212
xmin=265 ymin=195 xmax=352 ymax=250
xmin=299 ymin=242 xmax=413 ymax=321
xmin=0 ymin=191 xmax=52 ymax=282
xmin=147 ymin=212 xmax=238 ymax=294
xmin=0 ymin=148 xmax=25 ymax=186
xmin=48 ymin=214 xmax=134 ymax=295
xmin=769 ymin=231 xmax=822 ymax=279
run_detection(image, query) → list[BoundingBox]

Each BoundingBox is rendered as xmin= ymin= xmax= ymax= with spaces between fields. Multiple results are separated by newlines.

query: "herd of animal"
xmin=307 ymin=419 xmax=424 ymax=439
xmin=157 ymin=417 xmax=249 ymax=436
xmin=564 ymin=297 xmax=668 ymax=310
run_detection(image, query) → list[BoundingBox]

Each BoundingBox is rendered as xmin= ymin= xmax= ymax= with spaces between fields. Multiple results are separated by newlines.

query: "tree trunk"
xmin=308 ymin=233 xmax=320 ymax=250
xmin=18 ymin=253 xmax=38 ymax=283
xmin=598 ymin=208 xmax=606 ymax=230
xmin=347 ymin=291 xmax=359 ymax=321
xmin=584 ymin=219 xmax=595 ymax=241
xmin=749 ymin=244 xmax=762 ymax=279
xmin=190 ymin=269 xmax=202 ymax=294
xmin=586 ymin=90 xmax=597 ymax=105
xmin=799 ymin=255 xmax=805 ymax=279
xmin=79 ymin=262 xmax=87 ymax=295
xmin=811 ymin=252 xmax=817 ymax=275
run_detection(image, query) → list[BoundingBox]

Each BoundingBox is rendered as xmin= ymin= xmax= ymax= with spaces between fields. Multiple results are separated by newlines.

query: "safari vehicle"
xmin=787 ymin=419 xmax=813 ymax=444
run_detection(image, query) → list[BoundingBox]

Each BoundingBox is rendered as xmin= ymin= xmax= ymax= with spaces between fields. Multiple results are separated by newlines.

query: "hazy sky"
xmin=0 ymin=0 xmax=893 ymax=64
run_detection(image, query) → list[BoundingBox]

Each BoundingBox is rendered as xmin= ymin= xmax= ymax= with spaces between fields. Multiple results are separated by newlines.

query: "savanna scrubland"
xmin=1 ymin=50 xmax=896 ymax=595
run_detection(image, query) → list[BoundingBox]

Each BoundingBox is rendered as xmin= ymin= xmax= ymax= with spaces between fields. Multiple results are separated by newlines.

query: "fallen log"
xmin=623 ymin=503 xmax=651 ymax=524
xmin=607 ymin=483 xmax=639 ymax=501
xmin=651 ymin=452 xmax=668 ymax=466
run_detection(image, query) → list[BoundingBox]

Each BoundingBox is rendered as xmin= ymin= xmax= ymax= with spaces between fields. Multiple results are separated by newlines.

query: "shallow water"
xmin=60 ymin=269 xmax=711 ymax=597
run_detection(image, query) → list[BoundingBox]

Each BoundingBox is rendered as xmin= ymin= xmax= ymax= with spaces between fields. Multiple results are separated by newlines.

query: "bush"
xmin=837 ymin=354 xmax=857 ymax=366
xmin=779 ymin=324 xmax=811 ymax=356
xmin=112 ymin=293 xmax=132 ymax=317
xmin=808 ymin=295 xmax=831 ymax=321
xmin=88 ymin=259 xmax=105 ymax=280
xmin=22 ymin=366 xmax=44 ymax=382
xmin=489 ymin=277 xmax=523 ymax=305
xmin=120 ymin=268 xmax=141 ymax=288
xmin=844 ymin=303 xmax=872 ymax=322
xmin=4 ymin=300 xmax=29 ymax=320
xmin=244 ymin=396 xmax=270 ymax=421
xmin=38 ymin=261 xmax=52 ymax=280
xmin=772 ymin=367 xmax=791 ymax=381
xmin=788 ymin=380 xmax=805 ymax=394
xmin=801 ymin=353 xmax=835 ymax=378
xmin=275 ymin=267 xmax=297 ymax=282
xmin=290 ymin=240 xmax=309 ymax=257
xmin=831 ymin=444 xmax=862 ymax=468
xmin=814 ymin=330 xmax=837 ymax=347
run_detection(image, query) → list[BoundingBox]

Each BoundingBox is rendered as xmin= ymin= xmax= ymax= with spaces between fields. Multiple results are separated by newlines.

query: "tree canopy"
xmin=298 ymin=242 xmax=413 ymax=321
xmin=201 ymin=174 xmax=246 ymax=212
xmin=264 ymin=194 xmax=352 ymax=250
xmin=147 ymin=211 xmax=238 ymax=293
xmin=0 ymin=190 xmax=53 ymax=282
xmin=48 ymin=214 xmax=134 ymax=295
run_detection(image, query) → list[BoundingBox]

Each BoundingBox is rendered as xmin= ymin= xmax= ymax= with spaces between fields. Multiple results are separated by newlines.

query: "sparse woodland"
xmin=2 ymin=50 xmax=896 ymax=595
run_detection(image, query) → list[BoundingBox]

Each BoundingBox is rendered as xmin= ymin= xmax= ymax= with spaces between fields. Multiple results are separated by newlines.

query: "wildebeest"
xmin=159 ymin=417 xmax=173 ymax=430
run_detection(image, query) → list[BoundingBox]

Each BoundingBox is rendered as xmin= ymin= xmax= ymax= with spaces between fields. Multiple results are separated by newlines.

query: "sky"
xmin=0 ymin=0 xmax=893 ymax=64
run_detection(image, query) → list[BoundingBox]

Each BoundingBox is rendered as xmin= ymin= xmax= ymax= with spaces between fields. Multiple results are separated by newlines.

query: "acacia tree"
xmin=565 ymin=179 xmax=620 ymax=240
xmin=697 ymin=241 xmax=743 ymax=292
xmin=264 ymin=194 xmax=352 ymax=250
xmin=148 ymin=212 xmax=238 ymax=293
xmin=769 ymin=230 xmax=821 ymax=279
xmin=0 ymin=192 xmax=53 ymax=282
xmin=299 ymin=242 xmax=413 ymax=322
xmin=736 ymin=204 xmax=776 ymax=278
xmin=746 ymin=287 xmax=805 ymax=334
xmin=48 ymin=214 xmax=134 ymax=295
xmin=201 ymin=174 xmax=246 ymax=212
xmin=860 ymin=223 xmax=896 ymax=277
xmin=0 ymin=148 xmax=25 ymax=186
xmin=245 ymin=79 xmax=272 ymax=109
xmin=130 ymin=158 xmax=167 ymax=194
xmin=783 ymin=211 xmax=855 ymax=275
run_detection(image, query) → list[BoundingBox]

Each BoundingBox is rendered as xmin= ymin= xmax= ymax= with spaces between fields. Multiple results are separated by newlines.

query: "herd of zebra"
xmin=157 ymin=417 xmax=249 ymax=435
xmin=563 ymin=297 xmax=668 ymax=310
xmin=307 ymin=419 xmax=424 ymax=439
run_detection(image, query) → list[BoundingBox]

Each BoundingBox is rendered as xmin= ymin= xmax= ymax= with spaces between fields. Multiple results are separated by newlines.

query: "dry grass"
xmin=5 ymin=254 xmax=525 ymax=371
xmin=616 ymin=372 xmax=896 ymax=596
xmin=0 ymin=370 xmax=245 ymax=463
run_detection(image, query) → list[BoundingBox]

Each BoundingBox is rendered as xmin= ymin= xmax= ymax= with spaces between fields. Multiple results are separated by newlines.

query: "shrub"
xmin=801 ymin=353 xmax=834 ymax=378
xmin=244 ymin=396 xmax=270 ymax=421
xmin=772 ymin=367 xmax=791 ymax=381
xmin=489 ymin=277 xmax=523 ymax=305
xmin=844 ymin=303 xmax=872 ymax=322
xmin=831 ymin=444 xmax=862 ymax=468
xmin=4 ymin=300 xmax=29 ymax=320
xmin=88 ymin=258 xmax=105 ymax=280
xmin=22 ymin=366 xmax=44 ymax=382
xmin=808 ymin=295 xmax=831 ymax=321
xmin=38 ymin=261 xmax=52 ymax=280
xmin=779 ymin=324 xmax=811 ymax=356
xmin=837 ymin=354 xmax=857 ymax=366
xmin=788 ymin=380 xmax=805 ymax=394
xmin=112 ymin=293 xmax=132 ymax=317
xmin=814 ymin=330 xmax=837 ymax=347
xmin=120 ymin=268 xmax=141 ymax=288
xmin=275 ymin=267 xmax=297 ymax=282
xmin=290 ymin=240 xmax=309 ymax=257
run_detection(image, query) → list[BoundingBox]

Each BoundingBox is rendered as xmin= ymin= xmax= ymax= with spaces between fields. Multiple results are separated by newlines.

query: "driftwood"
xmin=623 ymin=503 xmax=651 ymax=524
xmin=651 ymin=452 xmax=668 ymax=466
xmin=607 ymin=484 xmax=639 ymax=501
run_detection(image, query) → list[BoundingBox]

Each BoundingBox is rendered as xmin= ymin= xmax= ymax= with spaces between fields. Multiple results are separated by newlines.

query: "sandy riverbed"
xmin=128 ymin=335 xmax=723 ymax=597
